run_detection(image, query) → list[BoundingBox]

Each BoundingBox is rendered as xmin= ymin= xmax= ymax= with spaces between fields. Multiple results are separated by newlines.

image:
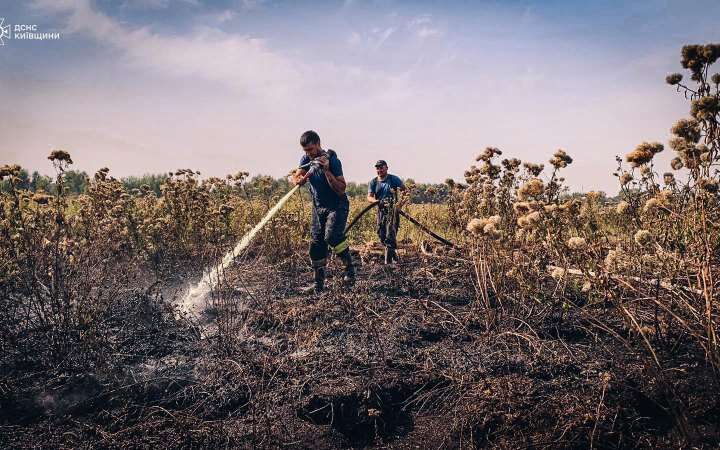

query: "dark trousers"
xmin=310 ymin=204 xmax=350 ymax=262
xmin=377 ymin=206 xmax=400 ymax=249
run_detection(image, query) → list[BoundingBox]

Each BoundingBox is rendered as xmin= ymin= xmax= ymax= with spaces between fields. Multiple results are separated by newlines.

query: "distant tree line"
xmin=1 ymin=170 xmax=523 ymax=204
xmin=0 ymin=169 xmax=89 ymax=195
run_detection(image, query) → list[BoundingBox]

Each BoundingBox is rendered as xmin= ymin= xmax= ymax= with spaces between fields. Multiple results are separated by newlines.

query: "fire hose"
xmin=343 ymin=201 xmax=455 ymax=248
xmin=182 ymin=160 xmax=455 ymax=311
xmin=302 ymin=157 xmax=455 ymax=249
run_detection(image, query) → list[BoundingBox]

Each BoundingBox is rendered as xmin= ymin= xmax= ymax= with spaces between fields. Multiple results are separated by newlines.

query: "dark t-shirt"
xmin=299 ymin=150 xmax=349 ymax=209
xmin=368 ymin=174 xmax=404 ymax=201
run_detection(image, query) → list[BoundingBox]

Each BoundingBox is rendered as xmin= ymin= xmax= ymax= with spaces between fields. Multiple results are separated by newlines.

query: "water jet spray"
xmin=179 ymin=163 xmax=320 ymax=315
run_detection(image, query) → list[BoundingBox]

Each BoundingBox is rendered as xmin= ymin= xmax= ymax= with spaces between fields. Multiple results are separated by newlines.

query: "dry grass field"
xmin=1 ymin=44 xmax=719 ymax=448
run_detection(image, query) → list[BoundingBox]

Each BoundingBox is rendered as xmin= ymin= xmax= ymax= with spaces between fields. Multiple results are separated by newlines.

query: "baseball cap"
xmin=374 ymin=160 xmax=387 ymax=167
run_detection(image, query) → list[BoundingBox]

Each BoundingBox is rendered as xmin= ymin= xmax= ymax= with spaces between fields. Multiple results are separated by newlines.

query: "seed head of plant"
xmin=619 ymin=172 xmax=633 ymax=185
xmin=502 ymin=158 xmax=522 ymax=171
xmin=522 ymin=162 xmax=545 ymax=177
xmin=671 ymin=118 xmax=701 ymax=143
xmin=466 ymin=217 xmax=484 ymax=235
xmin=518 ymin=178 xmax=545 ymax=200
xmin=669 ymin=137 xmax=693 ymax=157
xmin=670 ymin=157 xmax=684 ymax=170
xmin=476 ymin=147 xmax=502 ymax=162
xmin=513 ymin=201 xmax=530 ymax=215
xmin=483 ymin=222 xmax=502 ymax=239
xmin=48 ymin=149 xmax=73 ymax=164
xmin=0 ymin=164 xmax=20 ymax=178
xmin=549 ymin=149 xmax=573 ymax=168
xmin=517 ymin=211 xmax=541 ymax=229
xmin=681 ymin=45 xmax=705 ymax=73
xmin=567 ymin=236 xmax=587 ymax=251
xmin=701 ymin=43 xmax=720 ymax=65
xmin=626 ymin=142 xmax=662 ymax=167
xmin=657 ymin=189 xmax=673 ymax=203
xmin=559 ymin=199 xmax=579 ymax=213
xmin=529 ymin=201 xmax=544 ymax=211
xmin=663 ymin=172 xmax=675 ymax=185
xmin=616 ymin=201 xmax=630 ymax=215
xmin=690 ymin=96 xmax=720 ymax=121
xmin=480 ymin=162 xmax=501 ymax=179
xmin=643 ymin=197 xmax=662 ymax=213
xmin=634 ymin=229 xmax=653 ymax=247
xmin=712 ymin=73 xmax=720 ymax=85
xmin=544 ymin=203 xmax=558 ymax=213
xmin=665 ymin=73 xmax=683 ymax=85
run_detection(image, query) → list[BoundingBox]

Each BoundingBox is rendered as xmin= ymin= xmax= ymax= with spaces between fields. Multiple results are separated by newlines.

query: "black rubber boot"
xmin=337 ymin=249 xmax=355 ymax=284
xmin=313 ymin=266 xmax=326 ymax=293
xmin=384 ymin=247 xmax=398 ymax=265
xmin=301 ymin=259 xmax=326 ymax=294
xmin=390 ymin=247 xmax=399 ymax=263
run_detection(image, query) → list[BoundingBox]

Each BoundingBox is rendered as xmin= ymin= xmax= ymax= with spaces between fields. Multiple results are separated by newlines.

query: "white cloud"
xmin=29 ymin=0 xmax=409 ymax=105
xmin=408 ymin=15 xmax=431 ymax=27
xmin=121 ymin=0 xmax=199 ymax=10
xmin=407 ymin=14 xmax=442 ymax=40
xmin=346 ymin=26 xmax=398 ymax=50
xmin=31 ymin=0 xmax=304 ymax=99
xmin=416 ymin=27 xmax=442 ymax=39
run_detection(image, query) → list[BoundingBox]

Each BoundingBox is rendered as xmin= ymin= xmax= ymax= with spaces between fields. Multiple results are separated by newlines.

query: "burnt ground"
xmin=1 ymin=246 xmax=719 ymax=449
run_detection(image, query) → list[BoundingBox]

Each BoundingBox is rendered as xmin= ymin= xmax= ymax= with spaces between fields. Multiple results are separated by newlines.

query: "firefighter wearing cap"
xmin=367 ymin=160 xmax=406 ymax=264
xmin=292 ymin=130 xmax=355 ymax=293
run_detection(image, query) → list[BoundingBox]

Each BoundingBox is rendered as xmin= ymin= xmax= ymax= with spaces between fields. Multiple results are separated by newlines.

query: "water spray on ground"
xmin=180 ymin=184 xmax=301 ymax=315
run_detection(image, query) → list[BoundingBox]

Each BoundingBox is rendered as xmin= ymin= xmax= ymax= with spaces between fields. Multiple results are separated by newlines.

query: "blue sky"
xmin=1 ymin=0 xmax=719 ymax=193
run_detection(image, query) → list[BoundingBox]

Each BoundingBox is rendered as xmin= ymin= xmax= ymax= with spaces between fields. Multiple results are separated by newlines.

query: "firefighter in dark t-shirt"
xmin=367 ymin=160 xmax=406 ymax=264
xmin=292 ymin=130 xmax=355 ymax=293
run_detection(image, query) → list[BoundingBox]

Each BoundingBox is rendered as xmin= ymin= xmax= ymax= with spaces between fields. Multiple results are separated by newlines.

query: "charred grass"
xmin=2 ymin=250 xmax=718 ymax=449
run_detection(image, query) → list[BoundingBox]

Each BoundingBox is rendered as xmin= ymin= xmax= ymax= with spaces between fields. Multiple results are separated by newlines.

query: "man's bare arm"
xmin=324 ymin=171 xmax=346 ymax=195
xmin=367 ymin=193 xmax=376 ymax=203
xmin=316 ymin=156 xmax=346 ymax=195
